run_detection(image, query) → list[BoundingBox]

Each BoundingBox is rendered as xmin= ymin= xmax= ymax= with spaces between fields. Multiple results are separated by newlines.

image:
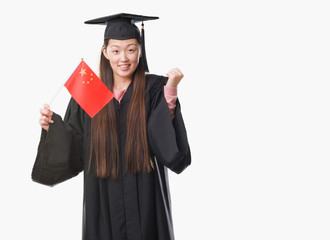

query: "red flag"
xmin=65 ymin=60 xmax=114 ymax=118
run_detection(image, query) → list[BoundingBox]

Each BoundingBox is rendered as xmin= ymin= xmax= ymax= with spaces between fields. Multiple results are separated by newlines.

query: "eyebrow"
xmin=110 ymin=43 xmax=138 ymax=48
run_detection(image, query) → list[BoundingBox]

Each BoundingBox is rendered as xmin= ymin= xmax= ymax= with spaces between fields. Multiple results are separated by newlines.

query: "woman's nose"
xmin=120 ymin=52 xmax=128 ymax=61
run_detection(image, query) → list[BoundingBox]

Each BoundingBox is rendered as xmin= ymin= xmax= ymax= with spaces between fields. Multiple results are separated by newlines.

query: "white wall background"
xmin=1 ymin=0 xmax=330 ymax=239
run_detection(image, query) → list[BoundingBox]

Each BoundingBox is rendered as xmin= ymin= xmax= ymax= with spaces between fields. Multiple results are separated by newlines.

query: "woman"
xmin=33 ymin=13 xmax=191 ymax=240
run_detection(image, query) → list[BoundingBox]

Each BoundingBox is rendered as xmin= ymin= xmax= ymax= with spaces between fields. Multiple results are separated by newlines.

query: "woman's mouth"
xmin=119 ymin=64 xmax=130 ymax=71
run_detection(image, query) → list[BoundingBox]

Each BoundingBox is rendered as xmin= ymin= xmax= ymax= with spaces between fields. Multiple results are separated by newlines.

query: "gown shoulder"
xmin=146 ymin=73 xmax=168 ymax=96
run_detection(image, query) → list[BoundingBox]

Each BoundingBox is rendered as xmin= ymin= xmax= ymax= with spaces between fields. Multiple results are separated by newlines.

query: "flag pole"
xmin=48 ymin=85 xmax=64 ymax=106
xmin=48 ymin=58 xmax=84 ymax=106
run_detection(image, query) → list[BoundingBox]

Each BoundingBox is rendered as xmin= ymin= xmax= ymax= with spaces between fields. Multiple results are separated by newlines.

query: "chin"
xmin=118 ymin=71 xmax=133 ymax=78
xmin=113 ymin=73 xmax=131 ymax=80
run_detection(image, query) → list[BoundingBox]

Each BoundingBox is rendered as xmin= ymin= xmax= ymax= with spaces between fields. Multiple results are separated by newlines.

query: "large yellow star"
xmin=79 ymin=68 xmax=87 ymax=77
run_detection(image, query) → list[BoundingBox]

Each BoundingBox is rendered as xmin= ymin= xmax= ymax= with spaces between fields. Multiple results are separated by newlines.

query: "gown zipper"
xmin=117 ymin=101 xmax=129 ymax=239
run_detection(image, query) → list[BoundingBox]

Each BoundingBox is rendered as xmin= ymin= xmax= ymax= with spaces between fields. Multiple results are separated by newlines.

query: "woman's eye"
xmin=128 ymin=49 xmax=135 ymax=53
xmin=113 ymin=50 xmax=119 ymax=54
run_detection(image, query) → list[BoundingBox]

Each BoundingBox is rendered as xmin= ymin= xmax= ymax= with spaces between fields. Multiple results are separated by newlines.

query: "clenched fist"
xmin=166 ymin=68 xmax=184 ymax=87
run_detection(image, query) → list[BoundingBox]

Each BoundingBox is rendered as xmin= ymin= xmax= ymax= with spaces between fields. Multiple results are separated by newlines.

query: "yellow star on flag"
xmin=79 ymin=68 xmax=87 ymax=76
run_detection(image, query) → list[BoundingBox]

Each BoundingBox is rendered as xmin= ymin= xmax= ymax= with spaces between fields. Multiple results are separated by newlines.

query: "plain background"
xmin=1 ymin=0 xmax=330 ymax=239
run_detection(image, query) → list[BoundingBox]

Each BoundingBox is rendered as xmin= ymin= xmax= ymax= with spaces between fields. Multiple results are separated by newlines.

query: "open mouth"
xmin=119 ymin=64 xmax=130 ymax=71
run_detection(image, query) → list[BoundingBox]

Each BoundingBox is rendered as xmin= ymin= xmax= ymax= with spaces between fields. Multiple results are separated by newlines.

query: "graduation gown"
xmin=32 ymin=74 xmax=191 ymax=240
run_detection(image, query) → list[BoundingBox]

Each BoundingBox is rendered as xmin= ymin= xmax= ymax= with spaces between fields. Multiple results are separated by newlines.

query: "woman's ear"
xmin=102 ymin=47 xmax=110 ymax=60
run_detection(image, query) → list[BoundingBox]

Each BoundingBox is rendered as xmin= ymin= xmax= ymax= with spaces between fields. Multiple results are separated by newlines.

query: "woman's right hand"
xmin=39 ymin=104 xmax=54 ymax=132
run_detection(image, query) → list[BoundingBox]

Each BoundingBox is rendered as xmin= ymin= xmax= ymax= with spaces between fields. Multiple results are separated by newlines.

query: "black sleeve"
xmin=147 ymin=86 xmax=191 ymax=174
xmin=32 ymin=98 xmax=85 ymax=186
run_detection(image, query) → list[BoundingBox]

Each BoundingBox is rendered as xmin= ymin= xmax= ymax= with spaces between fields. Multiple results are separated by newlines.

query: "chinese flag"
xmin=65 ymin=60 xmax=114 ymax=118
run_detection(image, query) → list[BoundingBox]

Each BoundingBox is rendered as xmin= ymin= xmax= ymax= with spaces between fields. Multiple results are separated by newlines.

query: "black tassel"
xmin=141 ymin=22 xmax=149 ymax=72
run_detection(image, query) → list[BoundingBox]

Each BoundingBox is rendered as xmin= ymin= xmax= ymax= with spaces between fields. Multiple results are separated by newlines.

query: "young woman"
xmin=33 ymin=13 xmax=191 ymax=240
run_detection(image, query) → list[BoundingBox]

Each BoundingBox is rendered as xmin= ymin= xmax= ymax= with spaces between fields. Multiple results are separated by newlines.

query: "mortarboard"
xmin=85 ymin=13 xmax=159 ymax=72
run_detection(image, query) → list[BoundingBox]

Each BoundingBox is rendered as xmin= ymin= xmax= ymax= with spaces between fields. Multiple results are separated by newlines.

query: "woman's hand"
xmin=39 ymin=104 xmax=54 ymax=132
xmin=166 ymin=68 xmax=184 ymax=87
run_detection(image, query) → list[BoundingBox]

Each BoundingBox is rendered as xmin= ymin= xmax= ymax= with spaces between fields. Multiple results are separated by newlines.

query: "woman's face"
xmin=103 ymin=38 xmax=141 ymax=81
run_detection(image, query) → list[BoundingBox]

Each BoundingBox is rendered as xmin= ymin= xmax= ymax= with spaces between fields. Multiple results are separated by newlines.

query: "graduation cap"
xmin=85 ymin=13 xmax=159 ymax=72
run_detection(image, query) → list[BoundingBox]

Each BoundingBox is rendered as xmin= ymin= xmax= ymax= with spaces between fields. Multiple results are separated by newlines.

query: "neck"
xmin=113 ymin=76 xmax=132 ymax=91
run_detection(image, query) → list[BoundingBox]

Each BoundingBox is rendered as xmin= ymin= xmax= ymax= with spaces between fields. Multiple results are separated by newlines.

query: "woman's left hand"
xmin=166 ymin=68 xmax=184 ymax=87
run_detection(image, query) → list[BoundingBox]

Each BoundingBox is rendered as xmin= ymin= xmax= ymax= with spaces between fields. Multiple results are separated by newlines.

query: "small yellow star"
xmin=87 ymin=81 xmax=90 ymax=84
xmin=91 ymin=78 xmax=93 ymax=81
xmin=82 ymin=81 xmax=85 ymax=84
xmin=79 ymin=68 xmax=87 ymax=77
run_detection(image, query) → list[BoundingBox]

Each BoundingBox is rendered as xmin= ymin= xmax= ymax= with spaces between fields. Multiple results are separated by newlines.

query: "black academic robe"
xmin=32 ymin=74 xmax=191 ymax=240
